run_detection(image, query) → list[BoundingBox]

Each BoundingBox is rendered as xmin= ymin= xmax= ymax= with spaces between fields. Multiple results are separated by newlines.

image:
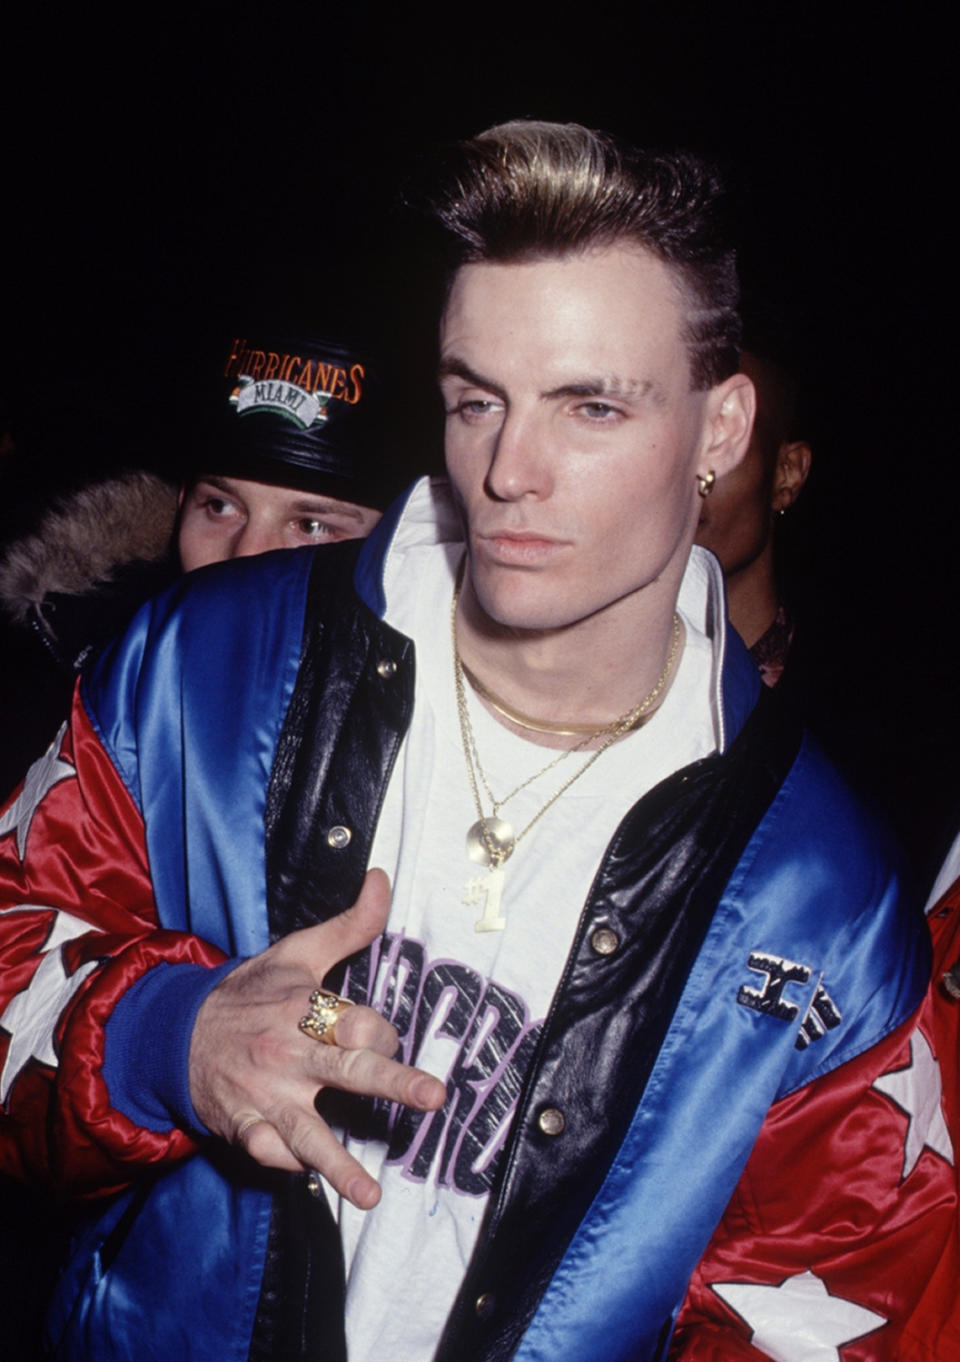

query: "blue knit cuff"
xmin=102 ymin=959 xmax=241 ymax=1135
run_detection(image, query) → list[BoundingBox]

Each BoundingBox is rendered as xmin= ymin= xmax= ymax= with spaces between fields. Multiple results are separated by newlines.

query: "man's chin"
xmin=471 ymin=581 xmax=580 ymax=636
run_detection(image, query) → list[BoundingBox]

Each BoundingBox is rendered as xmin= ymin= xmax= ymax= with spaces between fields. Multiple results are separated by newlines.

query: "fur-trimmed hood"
xmin=0 ymin=471 xmax=178 ymax=624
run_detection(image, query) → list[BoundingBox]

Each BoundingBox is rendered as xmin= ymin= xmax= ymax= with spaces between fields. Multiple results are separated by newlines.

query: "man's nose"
xmin=228 ymin=519 xmax=277 ymax=560
xmin=484 ymin=412 xmax=552 ymax=501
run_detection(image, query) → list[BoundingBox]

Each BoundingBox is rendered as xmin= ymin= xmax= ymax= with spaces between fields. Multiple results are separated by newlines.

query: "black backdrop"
xmin=2 ymin=1 xmax=954 ymax=867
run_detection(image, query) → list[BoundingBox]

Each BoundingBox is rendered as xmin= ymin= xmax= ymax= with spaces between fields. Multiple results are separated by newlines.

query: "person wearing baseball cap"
xmin=177 ymin=330 xmax=398 ymax=570
xmin=0 ymin=327 xmax=403 ymax=794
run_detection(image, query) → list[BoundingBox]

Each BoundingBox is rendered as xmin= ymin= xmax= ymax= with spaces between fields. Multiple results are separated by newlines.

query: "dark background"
xmin=0 ymin=8 xmax=952 ymax=1355
xmin=1 ymin=2 xmax=954 ymax=865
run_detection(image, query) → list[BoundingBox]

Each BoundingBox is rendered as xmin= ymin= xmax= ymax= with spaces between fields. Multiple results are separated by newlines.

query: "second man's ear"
xmin=772 ymin=440 xmax=813 ymax=512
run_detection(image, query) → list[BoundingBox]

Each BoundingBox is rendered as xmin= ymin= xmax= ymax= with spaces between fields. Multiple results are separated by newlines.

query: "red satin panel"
xmin=898 ymin=890 xmax=960 ymax=1361
xmin=673 ymin=996 xmax=959 ymax=1360
xmin=0 ymin=684 xmax=226 ymax=1195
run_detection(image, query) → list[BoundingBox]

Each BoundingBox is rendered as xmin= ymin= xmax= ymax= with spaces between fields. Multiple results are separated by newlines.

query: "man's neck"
xmin=454 ymin=567 xmax=685 ymax=750
xmin=724 ymin=544 xmax=780 ymax=650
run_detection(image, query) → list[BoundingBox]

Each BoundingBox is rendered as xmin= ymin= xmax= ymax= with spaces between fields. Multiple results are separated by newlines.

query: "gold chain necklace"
xmin=451 ymin=563 xmax=682 ymax=930
xmin=459 ymin=659 xmax=664 ymax=736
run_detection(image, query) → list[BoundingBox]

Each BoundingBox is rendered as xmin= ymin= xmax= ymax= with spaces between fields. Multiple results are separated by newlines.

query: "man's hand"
xmin=189 ymin=869 xmax=445 ymax=1209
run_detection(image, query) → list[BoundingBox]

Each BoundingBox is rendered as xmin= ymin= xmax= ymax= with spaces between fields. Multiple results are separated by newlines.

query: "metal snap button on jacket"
xmin=538 ymin=1107 xmax=566 ymax=1136
xmin=590 ymin=927 xmax=620 ymax=956
xmin=326 ymin=825 xmax=352 ymax=849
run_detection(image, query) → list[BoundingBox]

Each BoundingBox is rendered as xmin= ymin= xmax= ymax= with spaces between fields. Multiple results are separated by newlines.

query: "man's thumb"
xmin=294 ymin=868 xmax=391 ymax=979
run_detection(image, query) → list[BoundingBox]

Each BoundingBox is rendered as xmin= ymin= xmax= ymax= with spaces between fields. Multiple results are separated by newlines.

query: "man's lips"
xmin=475 ymin=530 xmax=568 ymax=564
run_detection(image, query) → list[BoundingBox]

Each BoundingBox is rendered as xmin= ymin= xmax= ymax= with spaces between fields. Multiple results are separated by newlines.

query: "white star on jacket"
xmin=873 ymin=1028 xmax=954 ymax=1178
xmin=0 ymin=724 xmax=74 ymax=862
xmin=0 ymin=907 xmax=102 ymax=1104
xmin=712 ymin=1270 xmax=886 ymax=1360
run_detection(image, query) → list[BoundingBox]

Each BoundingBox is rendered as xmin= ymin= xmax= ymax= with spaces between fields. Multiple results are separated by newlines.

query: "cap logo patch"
xmin=223 ymin=338 xmax=364 ymax=407
xmin=230 ymin=377 xmax=332 ymax=430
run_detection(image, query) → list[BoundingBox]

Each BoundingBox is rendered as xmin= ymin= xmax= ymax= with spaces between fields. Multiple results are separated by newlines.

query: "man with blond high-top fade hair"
xmin=0 ymin=121 xmax=954 ymax=1362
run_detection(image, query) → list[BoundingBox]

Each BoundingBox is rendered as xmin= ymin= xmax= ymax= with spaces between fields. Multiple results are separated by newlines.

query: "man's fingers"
xmin=304 ymin=1044 xmax=446 ymax=1112
xmin=281 ymin=1113 xmax=383 ymax=1209
xmin=325 ymin=865 xmax=391 ymax=958
xmin=191 ymin=866 xmax=445 ymax=1200
xmin=240 ymin=1106 xmax=383 ymax=1209
xmin=237 ymin=1113 xmax=381 ymax=1207
xmin=275 ymin=868 xmax=392 ymax=980
xmin=240 ymin=1118 xmax=301 ymax=1171
xmin=331 ymin=1002 xmax=398 ymax=1057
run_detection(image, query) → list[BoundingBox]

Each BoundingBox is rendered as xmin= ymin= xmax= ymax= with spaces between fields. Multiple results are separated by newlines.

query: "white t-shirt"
xmin=329 ymin=534 xmax=720 ymax=1361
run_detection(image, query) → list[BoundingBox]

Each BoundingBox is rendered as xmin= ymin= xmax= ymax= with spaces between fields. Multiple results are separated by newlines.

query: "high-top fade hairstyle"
xmin=429 ymin=120 xmax=741 ymax=391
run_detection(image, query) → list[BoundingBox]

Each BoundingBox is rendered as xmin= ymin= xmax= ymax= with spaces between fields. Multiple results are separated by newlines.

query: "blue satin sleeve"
xmin=82 ymin=546 xmax=315 ymax=957
xmin=80 ymin=548 xmax=316 ymax=1133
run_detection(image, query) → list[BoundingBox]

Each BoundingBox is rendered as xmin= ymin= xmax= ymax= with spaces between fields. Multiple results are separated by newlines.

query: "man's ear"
xmin=177 ymin=484 xmax=187 ymax=510
xmin=696 ymin=373 xmax=756 ymax=482
xmin=772 ymin=440 xmax=813 ymax=511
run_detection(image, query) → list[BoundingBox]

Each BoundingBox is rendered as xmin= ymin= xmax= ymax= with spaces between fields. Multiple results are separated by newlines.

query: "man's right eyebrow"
xmin=437 ymin=356 xmax=505 ymax=399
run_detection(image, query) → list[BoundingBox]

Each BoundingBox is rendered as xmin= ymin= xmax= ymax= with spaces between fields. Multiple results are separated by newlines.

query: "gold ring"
xmin=236 ymin=1115 xmax=267 ymax=1143
xmin=298 ymin=987 xmax=353 ymax=1045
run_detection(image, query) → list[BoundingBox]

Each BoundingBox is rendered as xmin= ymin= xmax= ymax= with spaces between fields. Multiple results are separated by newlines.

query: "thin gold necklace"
xmin=451 ymin=562 xmax=682 ymax=929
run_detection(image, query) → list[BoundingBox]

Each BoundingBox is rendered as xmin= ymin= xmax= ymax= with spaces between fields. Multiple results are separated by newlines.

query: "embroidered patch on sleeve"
xmin=737 ymin=951 xmax=812 ymax=1023
xmin=795 ymin=983 xmax=843 ymax=1050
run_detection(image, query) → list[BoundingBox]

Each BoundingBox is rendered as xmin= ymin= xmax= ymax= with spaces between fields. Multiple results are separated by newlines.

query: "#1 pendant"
xmin=463 ymin=819 xmax=514 ymax=932
xmin=465 ymin=816 xmax=516 ymax=867
xmin=463 ymin=862 xmax=507 ymax=933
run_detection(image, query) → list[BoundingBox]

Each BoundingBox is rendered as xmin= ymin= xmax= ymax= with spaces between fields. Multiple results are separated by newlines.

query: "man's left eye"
xmin=454 ymin=399 xmax=498 ymax=420
xmin=579 ymin=401 xmax=621 ymax=421
xmin=298 ymin=518 xmax=333 ymax=537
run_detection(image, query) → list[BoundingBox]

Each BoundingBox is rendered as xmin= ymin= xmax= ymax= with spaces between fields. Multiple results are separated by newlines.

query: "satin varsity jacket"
xmin=0 ymin=479 xmax=954 ymax=1362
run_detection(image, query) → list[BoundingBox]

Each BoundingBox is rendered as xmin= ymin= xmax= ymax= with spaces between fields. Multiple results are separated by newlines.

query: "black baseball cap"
xmin=189 ymin=331 xmax=403 ymax=511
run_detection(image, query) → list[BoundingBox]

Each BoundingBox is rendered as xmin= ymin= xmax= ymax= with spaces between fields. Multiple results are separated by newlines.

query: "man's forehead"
xmin=439 ymin=246 xmax=692 ymax=391
xmin=444 ymin=241 xmax=682 ymax=302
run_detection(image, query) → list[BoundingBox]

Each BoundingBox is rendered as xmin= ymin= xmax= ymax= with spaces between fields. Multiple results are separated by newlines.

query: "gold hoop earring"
xmin=696 ymin=471 xmax=716 ymax=498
